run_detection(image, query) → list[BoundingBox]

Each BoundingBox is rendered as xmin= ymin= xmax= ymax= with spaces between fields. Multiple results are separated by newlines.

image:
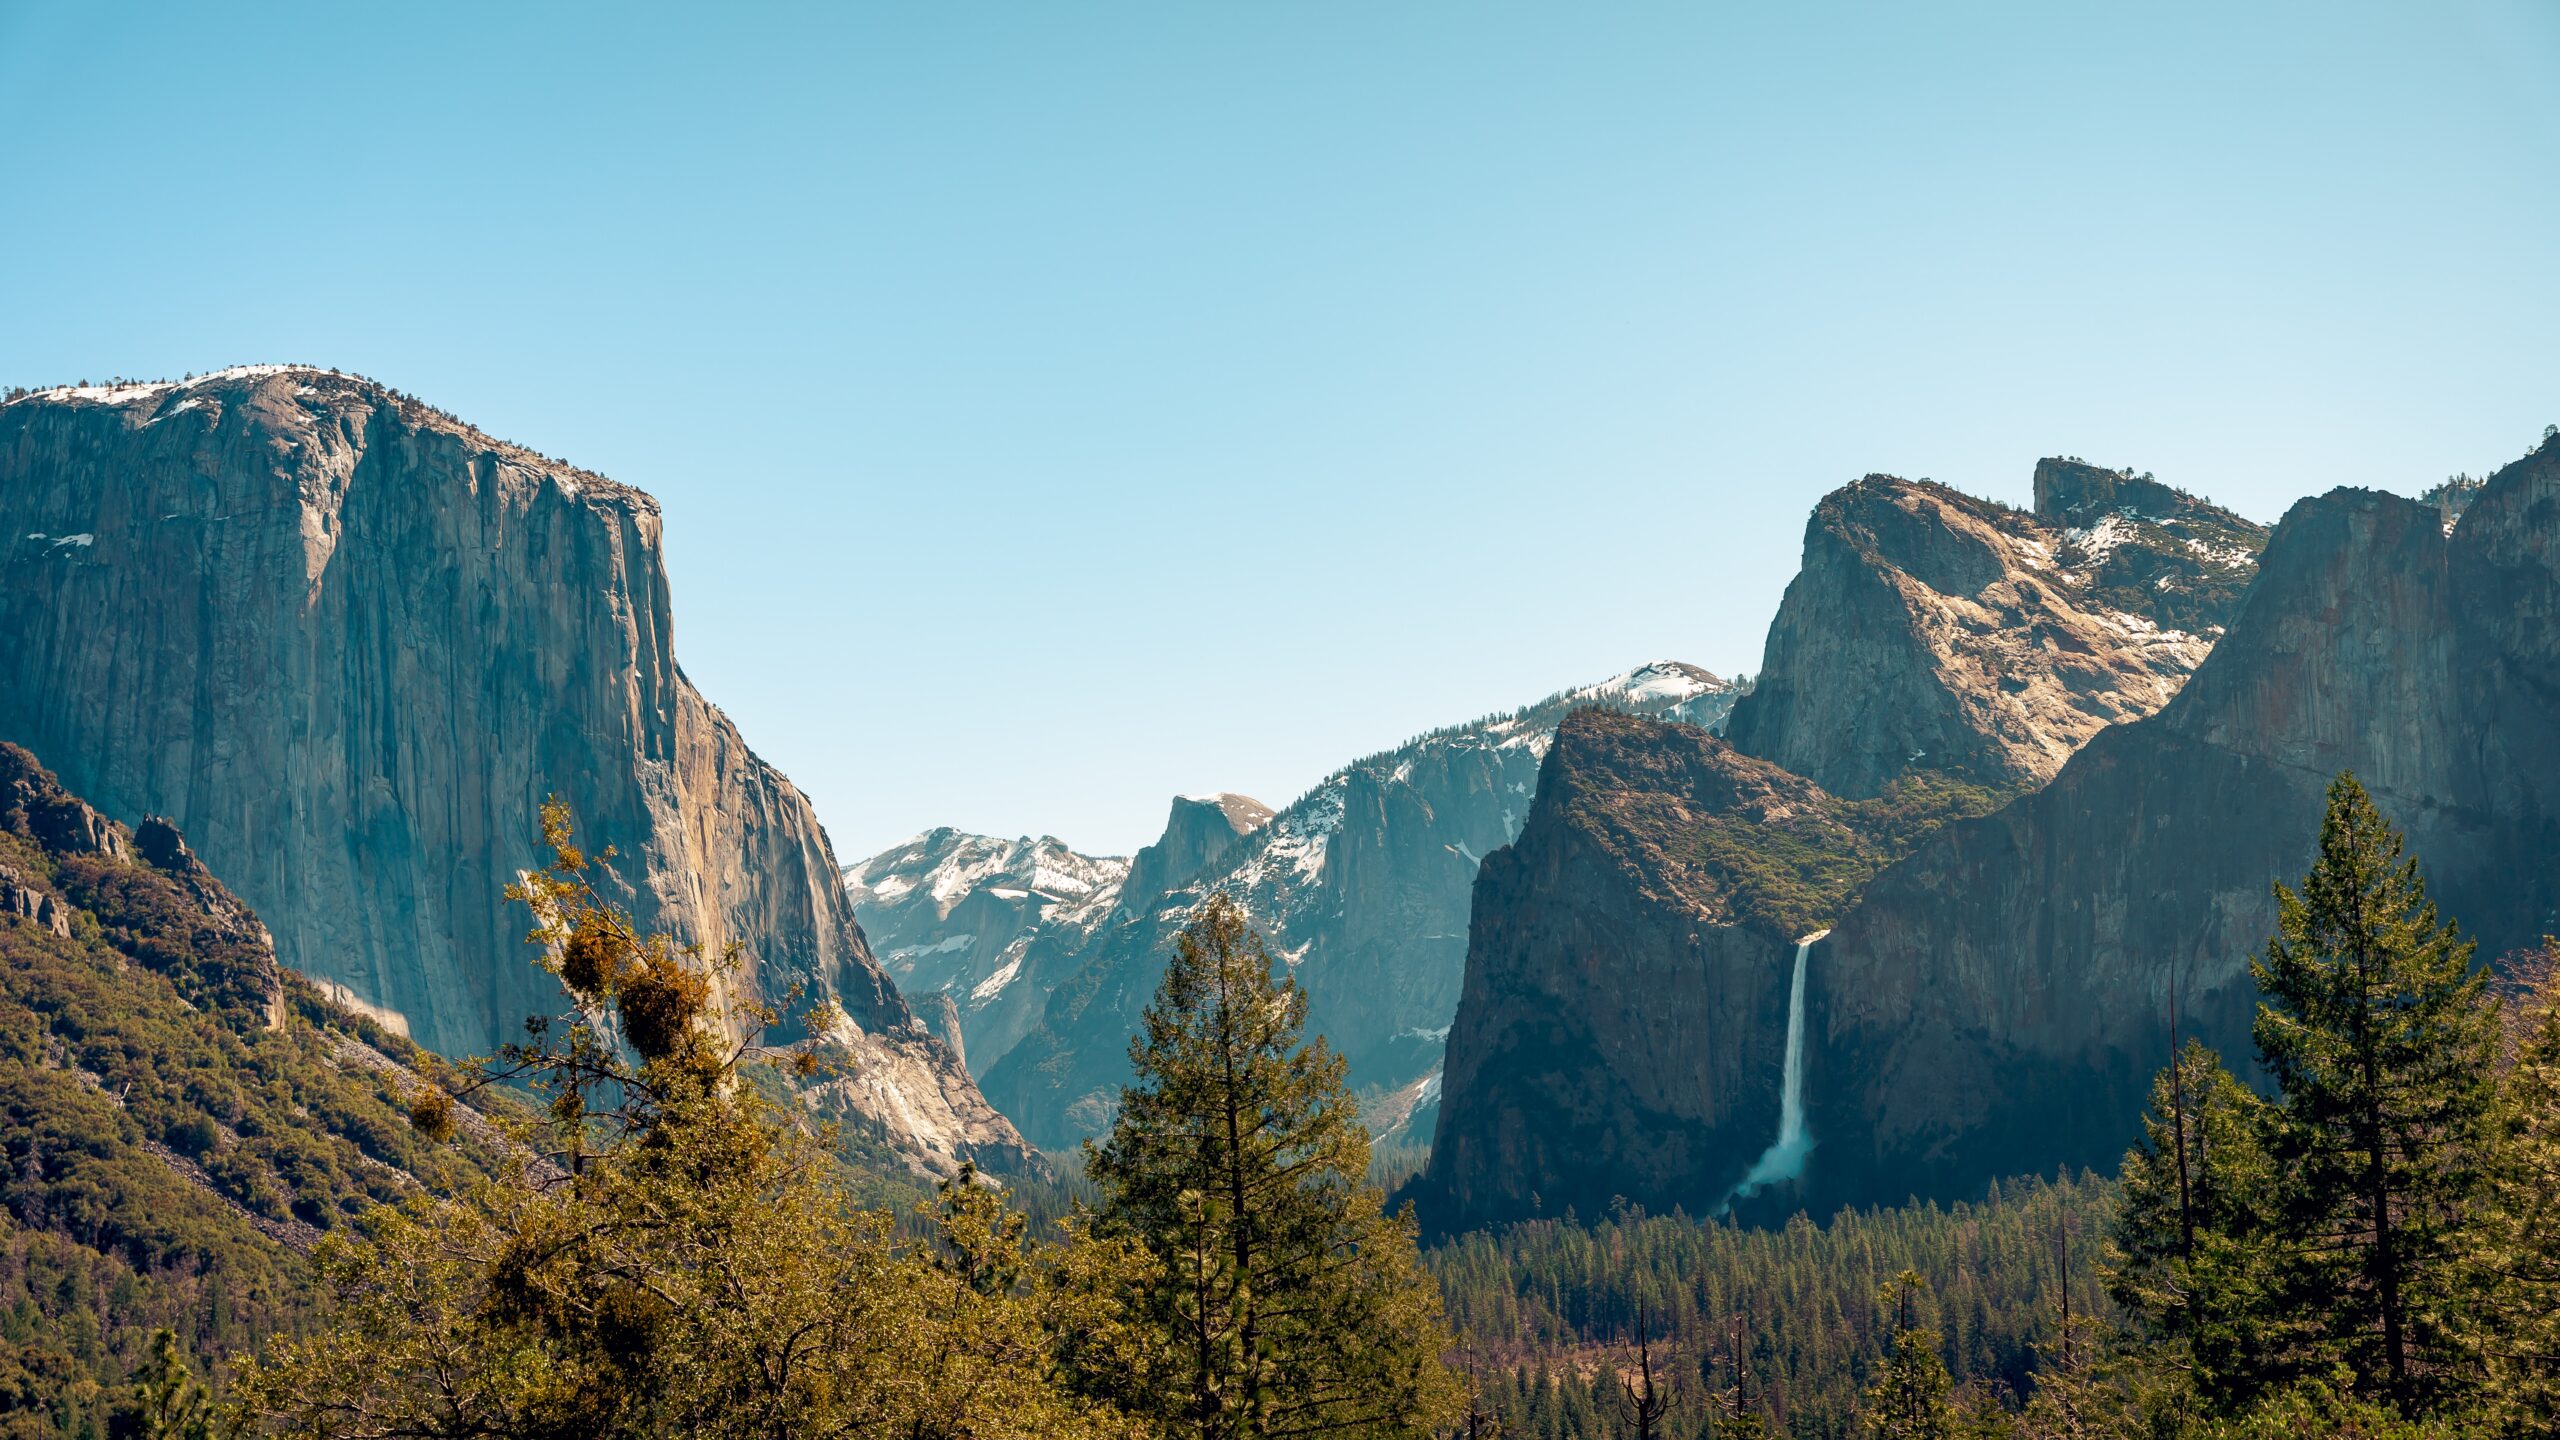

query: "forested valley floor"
xmin=11 ymin=770 xmax=2560 ymax=1438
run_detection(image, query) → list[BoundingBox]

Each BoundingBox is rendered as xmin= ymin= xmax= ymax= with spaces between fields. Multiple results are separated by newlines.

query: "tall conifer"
xmin=1859 ymin=1271 xmax=1953 ymax=1440
xmin=2107 ymin=1040 xmax=2279 ymax=1407
xmin=2474 ymin=941 xmax=2560 ymax=1431
xmin=2249 ymin=774 xmax=2498 ymax=1409
xmin=1087 ymin=893 xmax=1459 ymax=1439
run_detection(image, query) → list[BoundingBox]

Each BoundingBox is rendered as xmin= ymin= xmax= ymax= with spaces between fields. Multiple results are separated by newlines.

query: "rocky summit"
xmin=1418 ymin=461 xmax=2272 ymax=1231
xmin=0 ymin=366 xmax=1030 ymax=1177
xmin=848 ymin=827 xmax=1138 ymax=1076
xmin=1725 ymin=463 xmax=2264 ymax=797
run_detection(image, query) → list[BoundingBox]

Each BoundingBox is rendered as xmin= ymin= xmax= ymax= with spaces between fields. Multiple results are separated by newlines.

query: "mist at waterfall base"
xmin=1720 ymin=931 xmax=1829 ymax=1215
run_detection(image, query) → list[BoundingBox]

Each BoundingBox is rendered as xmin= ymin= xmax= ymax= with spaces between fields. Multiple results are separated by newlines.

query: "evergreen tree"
xmin=2106 ymin=1040 xmax=2280 ymax=1407
xmin=1861 ymin=1271 xmax=1953 ymax=1440
xmin=232 ymin=802 xmax=1129 ymax=1440
xmin=1085 ymin=892 xmax=1460 ymax=1439
xmin=1614 ymin=1300 xmax=1671 ymax=1440
xmin=2473 ymin=940 xmax=2560 ymax=1432
xmin=125 ymin=1327 xmax=217 ymax=1440
xmin=2248 ymin=774 xmax=2498 ymax=1411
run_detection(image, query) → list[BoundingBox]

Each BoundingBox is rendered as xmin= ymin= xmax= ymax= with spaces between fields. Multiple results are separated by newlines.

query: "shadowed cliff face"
xmin=1726 ymin=468 xmax=2266 ymax=798
xmin=1807 ymin=435 xmax=2560 ymax=1212
xmin=1421 ymin=711 xmax=1832 ymax=1230
xmin=1419 ymin=464 xmax=2268 ymax=1231
xmin=0 ymin=366 xmax=1030 ymax=1177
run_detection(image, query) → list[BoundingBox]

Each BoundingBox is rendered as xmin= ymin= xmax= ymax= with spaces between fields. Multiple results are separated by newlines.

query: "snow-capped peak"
xmin=1574 ymin=661 xmax=1730 ymax=707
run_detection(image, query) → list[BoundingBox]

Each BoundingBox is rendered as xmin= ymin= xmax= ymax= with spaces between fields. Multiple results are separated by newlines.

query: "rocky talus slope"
xmin=1808 ymin=431 xmax=2560 ymax=1211
xmin=0 ymin=366 xmax=1028 ymax=1176
xmin=1420 ymin=463 xmax=2271 ymax=1230
xmin=852 ymin=663 xmax=1739 ymax=1149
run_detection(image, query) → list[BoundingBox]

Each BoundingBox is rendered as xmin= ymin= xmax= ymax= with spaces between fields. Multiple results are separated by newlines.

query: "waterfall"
xmin=1725 ymin=928 xmax=1830 ymax=1207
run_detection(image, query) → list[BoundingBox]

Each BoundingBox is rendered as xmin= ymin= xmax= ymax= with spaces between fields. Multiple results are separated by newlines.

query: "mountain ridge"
xmin=1419 ymin=461 xmax=2273 ymax=1230
xmin=852 ymin=662 xmax=1743 ymax=1148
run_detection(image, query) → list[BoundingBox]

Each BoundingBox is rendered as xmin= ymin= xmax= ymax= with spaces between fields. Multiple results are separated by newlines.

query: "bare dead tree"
xmin=1616 ymin=1298 xmax=1672 ymax=1440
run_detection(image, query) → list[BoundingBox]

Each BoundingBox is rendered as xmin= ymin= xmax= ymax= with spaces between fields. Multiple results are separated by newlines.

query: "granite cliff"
xmin=1420 ymin=463 xmax=2271 ymax=1230
xmin=1725 ymin=464 xmax=2261 ymax=796
xmin=0 ymin=366 xmax=1029 ymax=1176
xmin=1806 ymin=431 xmax=2560 ymax=1211
xmin=1424 ymin=710 xmax=1858 ymax=1227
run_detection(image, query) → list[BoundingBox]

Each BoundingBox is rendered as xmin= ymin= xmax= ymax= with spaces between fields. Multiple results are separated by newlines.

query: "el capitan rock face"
xmin=0 ymin=366 xmax=1029 ymax=1176
xmin=1724 ymin=467 xmax=2264 ymax=798
xmin=1805 ymin=436 xmax=2560 ymax=1212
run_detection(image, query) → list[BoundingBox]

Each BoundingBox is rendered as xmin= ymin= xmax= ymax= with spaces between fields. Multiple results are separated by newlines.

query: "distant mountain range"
xmin=849 ymin=663 xmax=1741 ymax=1148
xmin=11 ymin=360 xmax=2545 ymax=1244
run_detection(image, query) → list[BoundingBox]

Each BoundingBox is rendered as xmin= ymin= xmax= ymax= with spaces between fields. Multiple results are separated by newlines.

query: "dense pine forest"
xmin=8 ymin=768 xmax=2560 ymax=1437
xmin=1427 ymin=1175 xmax=2110 ymax=1438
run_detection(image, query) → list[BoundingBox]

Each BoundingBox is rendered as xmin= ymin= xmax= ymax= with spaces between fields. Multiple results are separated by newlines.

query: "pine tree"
xmin=1615 ymin=1299 xmax=1672 ymax=1440
xmin=1861 ymin=1271 xmax=1953 ymax=1440
xmin=2248 ymin=774 xmax=2498 ymax=1411
xmin=233 ymin=801 xmax=1131 ymax=1440
xmin=2106 ymin=1040 xmax=2280 ymax=1408
xmin=1086 ymin=892 xmax=1460 ymax=1439
xmin=2473 ymin=940 xmax=2560 ymax=1431
xmin=1706 ymin=1311 xmax=1772 ymax=1440
xmin=127 ymin=1327 xmax=217 ymax=1440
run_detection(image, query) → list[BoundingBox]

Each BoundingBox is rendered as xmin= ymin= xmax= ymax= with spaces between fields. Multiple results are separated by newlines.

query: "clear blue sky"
xmin=3 ymin=4 xmax=2555 ymax=859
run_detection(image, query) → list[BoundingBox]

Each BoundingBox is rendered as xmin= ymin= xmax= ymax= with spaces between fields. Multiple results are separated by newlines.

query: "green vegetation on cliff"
xmin=0 ymin=744 xmax=518 ymax=1437
xmin=1675 ymin=770 xmax=2017 ymax=938
xmin=1554 ymin=707 xmax=2017 ymax=939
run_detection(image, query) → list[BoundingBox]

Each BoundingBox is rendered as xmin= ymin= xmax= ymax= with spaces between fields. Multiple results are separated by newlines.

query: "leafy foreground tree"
xmin=2248 ymin=773 xmax=2499 ymax=1412
xmin=231 ymin=802 xmax=1131 ymax=1440
xmin=1085 ymin=892 xmax=1461 ymax=1439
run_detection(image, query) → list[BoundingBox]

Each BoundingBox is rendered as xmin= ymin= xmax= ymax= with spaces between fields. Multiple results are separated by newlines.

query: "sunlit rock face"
xmin=1811 ymin=434 xmax=2560 ymax=1213
xmin=1726 ymin=466 xmax=2266 ymax=797
xmin=0 ymin=366 xmax=1031 ymax=1177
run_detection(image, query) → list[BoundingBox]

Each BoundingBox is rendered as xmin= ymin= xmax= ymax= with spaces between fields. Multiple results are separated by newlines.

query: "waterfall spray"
xmin=1725 ymin=929 xmax=1829 ymax=1208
